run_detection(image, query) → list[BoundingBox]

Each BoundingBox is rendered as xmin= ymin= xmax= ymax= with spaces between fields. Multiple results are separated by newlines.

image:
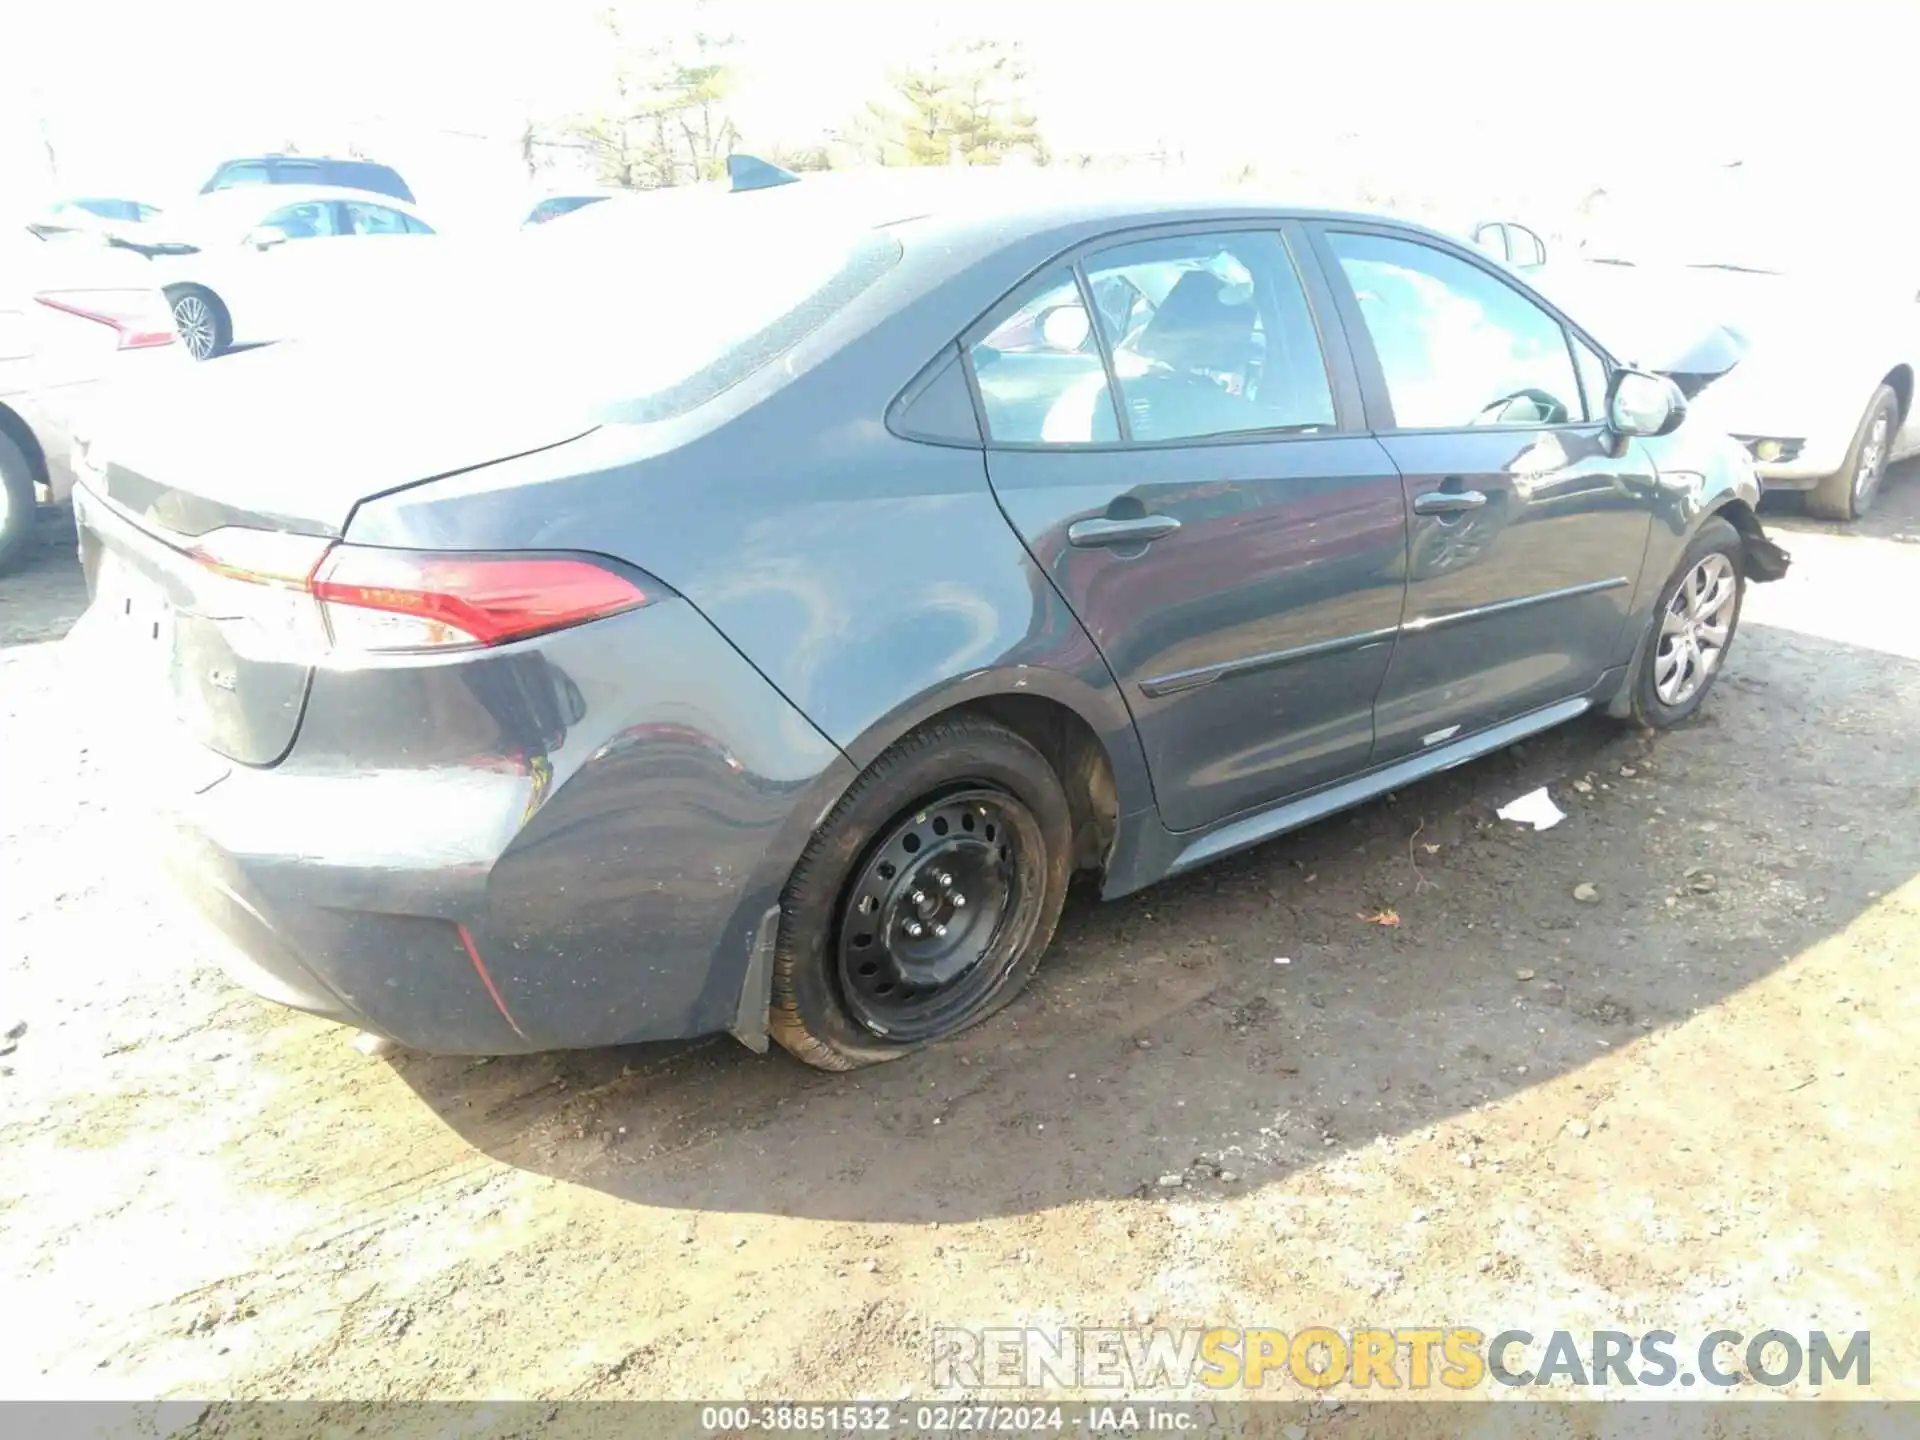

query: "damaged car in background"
xmin=1509 ymin=169 xmax=1920 ymax=520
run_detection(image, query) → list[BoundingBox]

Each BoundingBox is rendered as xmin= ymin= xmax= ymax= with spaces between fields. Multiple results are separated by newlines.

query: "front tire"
xmin=1807 ymin=384 xmax=1897 ymax=520
xmin=1627 ymin=516 xmax=1744 ymax=728
xmin=0 ymin=430 xmax=37 ymax=575
xmin=166 ymin=285 xmax=231 ymax=361
xmin=771 ymin=716 xmax=1073 ymax=1071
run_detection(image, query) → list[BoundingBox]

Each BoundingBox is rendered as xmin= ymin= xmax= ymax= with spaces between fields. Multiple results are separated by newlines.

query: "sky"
xmin=4 ymin=0 xmax=1914 ymax=228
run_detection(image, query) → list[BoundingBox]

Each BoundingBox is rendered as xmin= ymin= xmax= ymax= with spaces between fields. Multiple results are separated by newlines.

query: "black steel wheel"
xmin=836 ymin=788 xmax=1043 ymax=1042
xmin=772 ymin=716 xmax=1074 ymax=1071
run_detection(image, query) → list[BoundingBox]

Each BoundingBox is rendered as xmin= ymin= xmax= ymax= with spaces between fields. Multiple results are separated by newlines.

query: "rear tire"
xmin=0 ymin=431 xmax=38 ymax=575
xmin=166 ymin=285 xmax=231 ymax=361
xmin=1627 ymin=516 xmax=1744 ymax=728
xmin=1807 ymin=384 xmax=1897 ymax=520
xmin=771 ymin=716 xmax=1073 ymax=1071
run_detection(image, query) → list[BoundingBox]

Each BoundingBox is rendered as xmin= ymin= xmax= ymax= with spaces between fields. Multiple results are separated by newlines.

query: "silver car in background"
xmin=0 ymin=227 xmax=182 ymax=570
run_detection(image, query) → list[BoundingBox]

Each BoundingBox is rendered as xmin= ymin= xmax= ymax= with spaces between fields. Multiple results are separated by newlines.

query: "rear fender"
xmin=839 ymin=658 xmax=1152 ymax=821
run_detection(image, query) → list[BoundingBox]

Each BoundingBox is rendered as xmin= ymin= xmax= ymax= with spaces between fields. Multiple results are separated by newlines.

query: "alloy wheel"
xmin=173 ymin=295 xmax=217 ymax=360
xmin=835 ymin=788 xmax=1041 ymax=1042
xmin=1654 ymin=552 xmax=1737 ymax=708
xmin=1853 ymin=411 xmax=1890 ymax=507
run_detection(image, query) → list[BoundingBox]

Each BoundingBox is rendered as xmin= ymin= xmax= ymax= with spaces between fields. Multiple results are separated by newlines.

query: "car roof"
xmin=219 ymin=154 xmax=399 ymax=167
xmin=576 ymin=166 xmax=1440 ymax=264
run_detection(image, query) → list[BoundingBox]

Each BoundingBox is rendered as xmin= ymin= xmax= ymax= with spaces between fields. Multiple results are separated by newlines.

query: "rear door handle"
xmin=1413 ymin=489 xmax=1488 ymax=516
xmin=1067 ymin=514 xmax=1182 ymax=548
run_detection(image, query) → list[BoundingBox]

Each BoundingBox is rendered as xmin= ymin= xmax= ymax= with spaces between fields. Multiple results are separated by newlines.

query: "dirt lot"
xmin=2 ymin=471 xmax=1917 ymax=1416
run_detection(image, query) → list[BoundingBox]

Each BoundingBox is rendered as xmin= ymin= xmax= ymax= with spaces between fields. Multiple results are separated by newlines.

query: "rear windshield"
xmin=317 ymin=161 xmax=411 ymax=200
xmin=363 ymin=191 xmax=902 ymax=422
xmin=205 ymin=159 xmax=411 ymax=202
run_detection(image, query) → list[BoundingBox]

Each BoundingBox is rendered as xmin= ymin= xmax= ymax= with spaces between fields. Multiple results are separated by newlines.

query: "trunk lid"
xmin=72 ymin=335 xmax=603 ymax=766
xmin=80 ymin=333 xmax=601 ymax=538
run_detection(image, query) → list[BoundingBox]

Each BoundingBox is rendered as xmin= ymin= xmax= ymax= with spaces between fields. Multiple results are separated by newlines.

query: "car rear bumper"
xmin=71 ymin=568 xmax=856 ymax=1054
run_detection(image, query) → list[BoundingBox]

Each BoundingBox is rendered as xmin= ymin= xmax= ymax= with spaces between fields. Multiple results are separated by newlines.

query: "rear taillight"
xmin=310 ymin=548 xmax=649 ymax=651
xmin=35 ymin=290 xmax=178 ymax=350
xmin=184 ymin=531 xmax=650 ymax=655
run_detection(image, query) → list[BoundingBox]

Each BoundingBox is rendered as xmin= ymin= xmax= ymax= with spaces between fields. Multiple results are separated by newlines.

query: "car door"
xmin=972 ymin=223 xmax=1409 ymax=833
xmin=1310 ymin=223 xmax=1656 ymax=763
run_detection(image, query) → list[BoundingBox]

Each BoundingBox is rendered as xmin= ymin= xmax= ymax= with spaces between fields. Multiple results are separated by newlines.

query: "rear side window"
xmin=1328 ymin=230 xmax=1582 ymax=429
xmin=344 ymin=202 xmax=414 ymax=236
xmin=1084 ymin=230 xmax=1335 ymax=442
xmin=260 ymin=201 xmax=338 ymax=239
xmin=968 ymin=271 xmax=1119 ymax=444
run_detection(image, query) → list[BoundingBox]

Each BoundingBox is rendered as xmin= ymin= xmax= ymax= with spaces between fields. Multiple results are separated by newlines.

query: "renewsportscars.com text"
xmin=931 ymin=1326 xmax=1870 ymax=1391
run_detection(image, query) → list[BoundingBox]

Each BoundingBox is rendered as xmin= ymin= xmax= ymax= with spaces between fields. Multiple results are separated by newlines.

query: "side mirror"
xmin=1038 ymin=304 xmax=1093 ymax=352
xmin=1608 ymin=368 xmax=1688 ymax=438
xmin=244 ymin=226 xmax=290 ymax=250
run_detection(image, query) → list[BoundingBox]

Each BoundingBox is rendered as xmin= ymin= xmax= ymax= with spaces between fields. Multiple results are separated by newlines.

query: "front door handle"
xmin=1067 ymin=514 xmax=1182 ymax=548
xmin=1413 ymin=489 xmax=1488 ymax=516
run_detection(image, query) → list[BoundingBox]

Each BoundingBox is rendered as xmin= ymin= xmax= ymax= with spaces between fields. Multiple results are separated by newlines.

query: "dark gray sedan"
xmin=68 ymin=170 xmax=1788 ymax=1068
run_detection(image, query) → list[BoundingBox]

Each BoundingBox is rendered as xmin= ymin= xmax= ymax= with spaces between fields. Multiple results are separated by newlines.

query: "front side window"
xmin=259 ymin=201 xmax=337 ymax=240
xmin=1328 ymin=230 xmax=1582 ymax=429
xmin=1084 ymin=230 xmax=1335 ymax=443
xmin=968 ymin=271 xmax=1119 ymax=444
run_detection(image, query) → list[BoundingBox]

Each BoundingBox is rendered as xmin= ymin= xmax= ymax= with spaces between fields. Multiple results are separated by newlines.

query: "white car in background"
xmin=1507 ymin=173 xmax=1920 ymax=520
xmin=1 ymin=226 xmax=182 ymax=569
xmin=128 ymin=186 xmax=438 ymax=360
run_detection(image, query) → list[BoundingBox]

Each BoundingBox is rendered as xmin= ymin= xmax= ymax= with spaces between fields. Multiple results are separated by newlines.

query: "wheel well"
xmin=1711 ymin=497 xmax=1792 ymax=582
xmin=0 ymin=403 xmax=49 ymax=487
xmin=949 ymin=694 xmax=1119 ymax=878
xmin=164 ymin=281 xmax=223 ymax=309
xmin=1714 ymin=497 xmax=1762 ymax=542
xmin=1884 ymin=365 xmax=1913 ymax=423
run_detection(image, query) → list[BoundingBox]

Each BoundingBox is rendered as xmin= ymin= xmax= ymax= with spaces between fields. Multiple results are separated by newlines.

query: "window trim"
xmin=1566 ymin=330 xmax=1612 ymax=424
xmin=1308 ymin=219 xmax=1621 ymax=437
xmin=1071 ymin=261 xmax=1134 ymax=445
xmin=955 ymin=217 xmax=1366 ymax=454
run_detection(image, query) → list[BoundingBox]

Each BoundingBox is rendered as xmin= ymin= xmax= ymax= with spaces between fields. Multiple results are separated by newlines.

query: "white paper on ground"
xmin=1496 ymin=787 xmax=1566 ymax=831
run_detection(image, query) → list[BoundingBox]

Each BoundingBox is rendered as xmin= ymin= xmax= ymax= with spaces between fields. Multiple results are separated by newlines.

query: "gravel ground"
xmin=1 ymin=469 xmax=1916 ymax=1416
